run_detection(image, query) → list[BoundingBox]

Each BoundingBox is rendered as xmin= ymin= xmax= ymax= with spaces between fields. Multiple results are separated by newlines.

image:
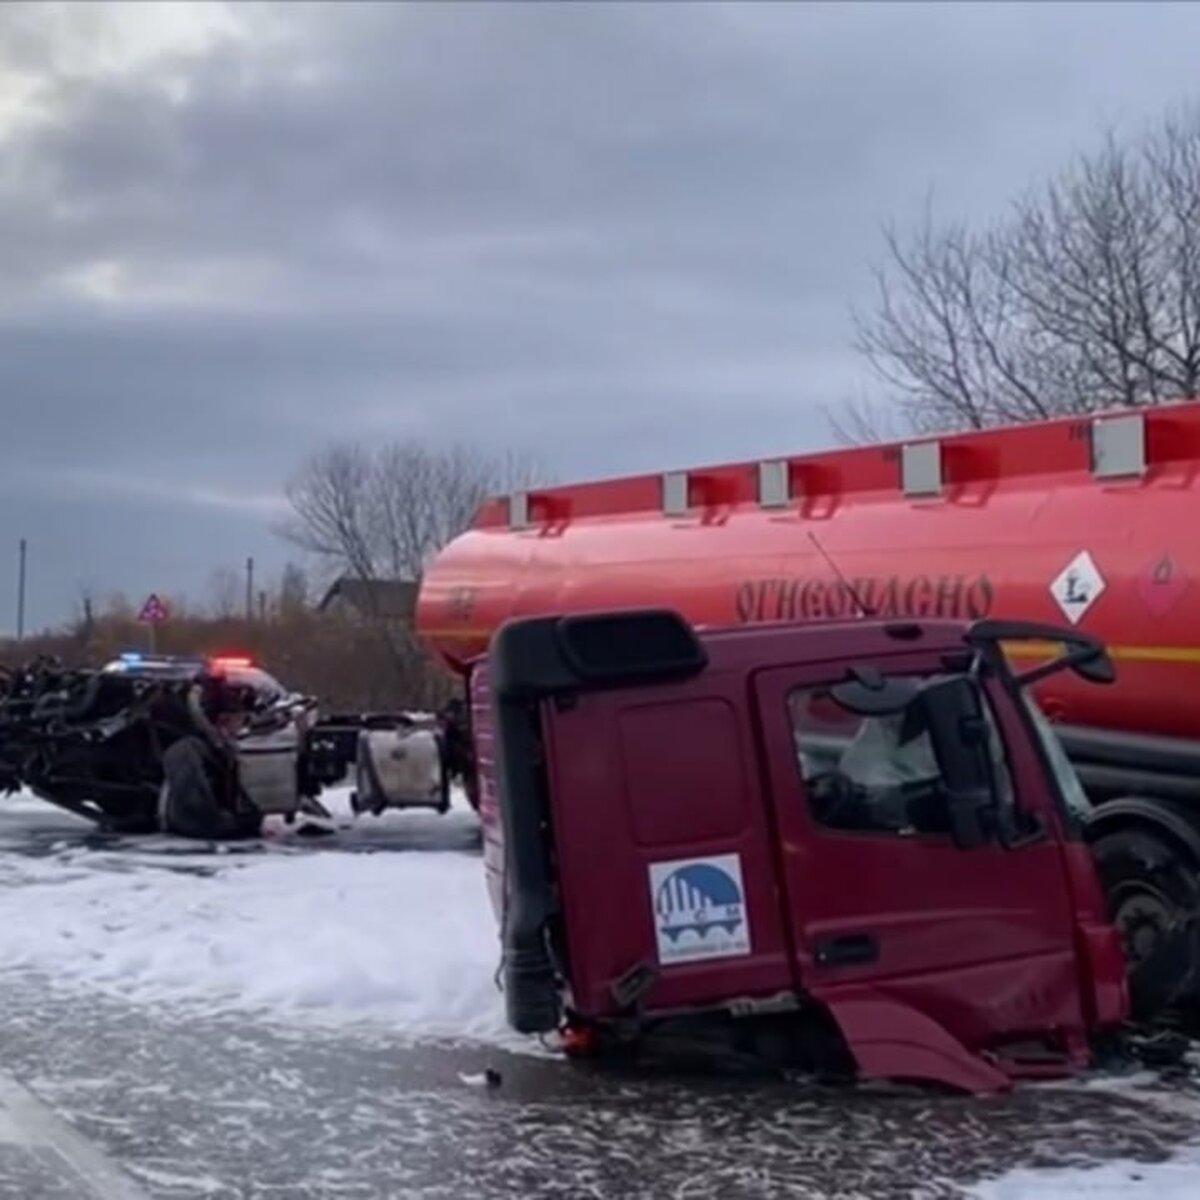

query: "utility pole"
xmin=245 ymin=556 xmax=254 ymax=621
xmin=16 ymin=538 xmax=26 ymax=641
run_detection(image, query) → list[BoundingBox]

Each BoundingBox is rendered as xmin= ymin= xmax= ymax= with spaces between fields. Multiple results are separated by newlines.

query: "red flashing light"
xmin=209 ymin=656 xmax=253 ymax=670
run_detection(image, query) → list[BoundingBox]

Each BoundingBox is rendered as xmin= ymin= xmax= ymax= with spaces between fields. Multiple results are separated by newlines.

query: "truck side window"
xmin=786 ymin=678 xmax=1016 ymax=836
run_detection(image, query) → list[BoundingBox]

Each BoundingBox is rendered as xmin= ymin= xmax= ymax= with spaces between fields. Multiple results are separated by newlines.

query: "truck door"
xmin=753 ymin=653 xmax=1089 ymax=1056
xmin=543 ymin=674 xmax=801 ymax=1021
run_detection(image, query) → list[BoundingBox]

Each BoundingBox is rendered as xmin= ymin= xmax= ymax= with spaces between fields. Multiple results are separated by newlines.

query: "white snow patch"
xmin=0 ymin=787 xmax=535 ymax=1053
xmin=0 ymin=789 xmax=85 ymax=819
xmin=967 ymin=1144 xmax=1200 ymax=1197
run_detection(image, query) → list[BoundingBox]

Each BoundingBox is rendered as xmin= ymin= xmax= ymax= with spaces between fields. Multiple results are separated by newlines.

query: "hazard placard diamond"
xmin=1136 ymin=553 xmax=1189 ymax=618
xmin=1049 ymin=550 xmax=1105 ymax=626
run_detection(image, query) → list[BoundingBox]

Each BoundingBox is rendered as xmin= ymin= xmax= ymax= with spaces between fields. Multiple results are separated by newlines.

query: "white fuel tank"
xmin=352 ymin=726 xmax=447 ymax=815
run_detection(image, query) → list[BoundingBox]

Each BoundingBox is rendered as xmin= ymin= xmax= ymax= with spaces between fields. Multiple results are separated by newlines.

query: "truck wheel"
xmin=97 ymin=811 xmax=160 ymax=836
xmin=1091 ymin=827 xmax=1200 ymax=1019
xmin=161 ymin=737 xmax=263 ymax=841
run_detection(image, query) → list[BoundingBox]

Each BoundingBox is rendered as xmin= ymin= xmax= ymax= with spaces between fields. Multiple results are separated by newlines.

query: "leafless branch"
xmin=276 ymin=438 xmax=550 ymax=672
xmin=854 ymin=106 xmax=1200 ymax=432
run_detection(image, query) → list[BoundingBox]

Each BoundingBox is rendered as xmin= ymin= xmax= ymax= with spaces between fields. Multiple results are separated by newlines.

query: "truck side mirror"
xmin=918 ymin=676 xmax=998 ymax=851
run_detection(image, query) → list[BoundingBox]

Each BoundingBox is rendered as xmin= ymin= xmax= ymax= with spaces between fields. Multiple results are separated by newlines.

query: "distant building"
xmin=316 ymin=576 xmax=418 ymax=622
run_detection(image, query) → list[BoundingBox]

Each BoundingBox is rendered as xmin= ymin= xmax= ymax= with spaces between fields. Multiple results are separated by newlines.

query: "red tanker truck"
xmin=415 ymin=400 xmax=1200 ymax=1025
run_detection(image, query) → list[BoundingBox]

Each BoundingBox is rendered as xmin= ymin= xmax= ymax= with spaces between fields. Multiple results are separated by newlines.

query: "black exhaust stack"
xmin=488 ymin=608 xmax=709 ymax=1035
xmin=489 ymin=618 xmax=574 ymax=1034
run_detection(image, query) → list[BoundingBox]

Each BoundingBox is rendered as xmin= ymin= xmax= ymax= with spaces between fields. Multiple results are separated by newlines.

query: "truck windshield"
xmin=788 ymin=672 xmax=1017 ymax=836
xmin=1017 ymin=691 xmax=1092 ymax=819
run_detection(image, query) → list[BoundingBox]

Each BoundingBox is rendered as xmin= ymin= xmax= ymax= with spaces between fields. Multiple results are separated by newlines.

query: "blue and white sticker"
xmin=648 ymin=853 xmax=752 ymax=965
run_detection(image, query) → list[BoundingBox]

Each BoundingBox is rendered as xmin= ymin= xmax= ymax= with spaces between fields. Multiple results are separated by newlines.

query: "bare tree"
xmin=824 ymin=389 xmax=919 ymax=447
xmin=277 ymin=443 xmax=378 ymax=584
xmin=279 ymin=440 xmax=547 ymax=585
xmin=842 ymin=105 xmax=1200 ymax=442
xmin=277 ymin=439 xmax=548 ymax=680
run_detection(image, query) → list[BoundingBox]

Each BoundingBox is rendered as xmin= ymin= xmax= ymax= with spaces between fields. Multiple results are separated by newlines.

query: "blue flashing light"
xmin=119 ymin=652 xmax=143 ymax=663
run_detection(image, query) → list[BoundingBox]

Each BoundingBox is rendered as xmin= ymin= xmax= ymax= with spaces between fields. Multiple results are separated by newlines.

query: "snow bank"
xmin=967 ymin=1143 xmax=1200 ymax=1197
xmin=0 ymin=789 xmax=531 ymax=1052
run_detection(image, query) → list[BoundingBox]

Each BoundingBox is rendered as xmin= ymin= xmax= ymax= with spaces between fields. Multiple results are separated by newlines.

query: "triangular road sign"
xmin=138 ymin=593 xmax=169 ymax=624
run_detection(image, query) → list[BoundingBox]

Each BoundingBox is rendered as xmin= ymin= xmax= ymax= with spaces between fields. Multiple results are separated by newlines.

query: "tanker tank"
xmin=419 ymin=403 xmax=1200 ymax=752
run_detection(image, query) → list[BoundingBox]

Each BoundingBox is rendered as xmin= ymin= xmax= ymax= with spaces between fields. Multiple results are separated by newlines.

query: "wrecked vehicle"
xmin=0 ymin=652 xmax=474 ymax=838
xmin=415 ymin=402 xmax=1200 ymax=1014
xmin=471 ymin=607 xmax=1198 ymax=1094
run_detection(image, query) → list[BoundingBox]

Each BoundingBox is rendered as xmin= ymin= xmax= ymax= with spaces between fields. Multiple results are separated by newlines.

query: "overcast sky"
xmin=2 ymin=0 xmax=1200 ymax=634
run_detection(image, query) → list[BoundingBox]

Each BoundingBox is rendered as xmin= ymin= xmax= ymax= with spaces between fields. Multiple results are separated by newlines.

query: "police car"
xmin=101 ymin=651 xmax=323 ymax=826
xmin=100 ymin=652 xmax=450 ymax=830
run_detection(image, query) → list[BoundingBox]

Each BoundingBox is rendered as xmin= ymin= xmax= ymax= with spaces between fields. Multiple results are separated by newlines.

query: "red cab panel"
xmin=484 ymin=614 xmax=1129 ymax=1094
xmin=753 ymin=647 xmax=1094 ymax=1069
xmin=542 ymin=672 xmax=799 ymax=1018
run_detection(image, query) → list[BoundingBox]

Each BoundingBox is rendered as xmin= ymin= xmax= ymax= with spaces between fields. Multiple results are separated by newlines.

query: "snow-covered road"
xmin=0 ymin=787 xmax=523 ymax=1050
xmin=1 ymin=787 xmax=1200 ymax=1198
xmin=967 ymin=1146 xmax=1200 ymax=1199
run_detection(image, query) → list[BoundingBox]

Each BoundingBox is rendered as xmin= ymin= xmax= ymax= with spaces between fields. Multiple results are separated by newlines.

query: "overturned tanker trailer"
xmin=414 ymin=400 xmax=1200 ymax=1050
xmin=0 ymin=652 xmax=476 ymax=838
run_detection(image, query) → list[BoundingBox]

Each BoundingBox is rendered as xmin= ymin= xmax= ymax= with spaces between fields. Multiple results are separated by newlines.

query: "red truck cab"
xmin=477 ymin=609 xmax=1131 ymax=1094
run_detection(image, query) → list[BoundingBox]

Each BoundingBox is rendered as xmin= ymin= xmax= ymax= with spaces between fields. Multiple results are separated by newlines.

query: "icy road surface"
xmin=0 ymin=787 xmax=520 ymax=1050
xmin=0 ymin=789 xmax=1199 ymax=1197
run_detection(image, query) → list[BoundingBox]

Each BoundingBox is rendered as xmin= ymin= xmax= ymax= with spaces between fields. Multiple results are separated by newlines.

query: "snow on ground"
xmin=0 ymin=786 xmax=532 ymax=1053
xmin=967 ymin=1143 xmax=1200 ymax=1197
xmin=9 ymin=791 xmax=1200 ymax=1195
xmin=959 ymin=1079 xmax=1200 ymax=1196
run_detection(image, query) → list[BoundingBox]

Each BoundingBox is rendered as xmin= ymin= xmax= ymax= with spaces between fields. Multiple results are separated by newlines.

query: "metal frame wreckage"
xmin=0 ymin=653 xmax=475 ymax=839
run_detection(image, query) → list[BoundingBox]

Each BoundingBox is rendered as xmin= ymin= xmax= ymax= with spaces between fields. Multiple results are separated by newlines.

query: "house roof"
xmin=316 ymin=576 xmax=418 ymax=619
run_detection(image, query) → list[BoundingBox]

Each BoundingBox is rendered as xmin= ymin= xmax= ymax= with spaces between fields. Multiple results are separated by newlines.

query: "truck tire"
xmin=99 ymin=810 xmax=160 ymax=836
xmin=161 ymin=736 xmax=264 ymax=841
xmin=1091 ymin=826 xmax=1200 ymax=1020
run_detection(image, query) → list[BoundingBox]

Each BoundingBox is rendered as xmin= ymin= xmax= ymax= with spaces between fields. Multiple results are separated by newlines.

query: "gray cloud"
xmin=2 ymin=0 xmax=1200 ymax=631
